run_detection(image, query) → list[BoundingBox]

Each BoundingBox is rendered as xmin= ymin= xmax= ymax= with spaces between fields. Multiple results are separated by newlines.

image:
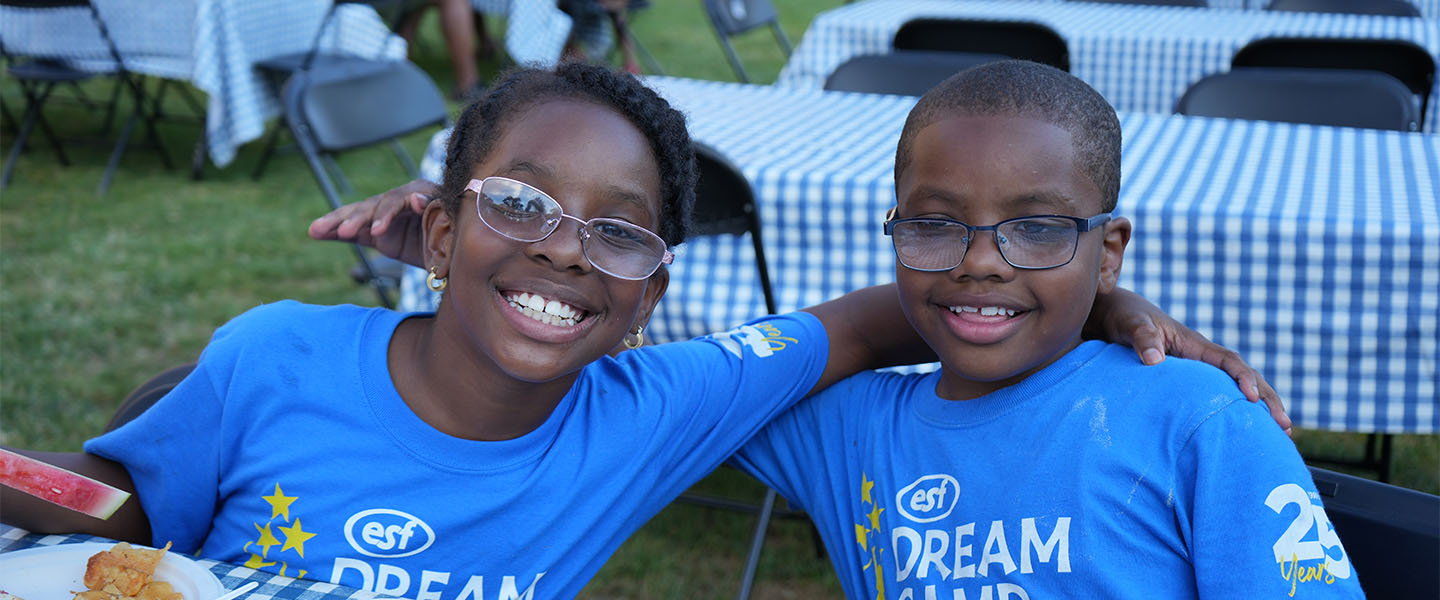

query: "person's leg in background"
xmin=395 ymin=0 xmax=492 ymax=100
xmin=438 ymin=0 xmax=491 ymax=100
xmin=601 ymin=0 xmax=641 ymax=74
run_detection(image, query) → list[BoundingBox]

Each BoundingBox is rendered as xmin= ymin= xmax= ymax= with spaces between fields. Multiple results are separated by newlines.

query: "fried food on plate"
xmin=74 ymin=542 xmax=181 ymax=600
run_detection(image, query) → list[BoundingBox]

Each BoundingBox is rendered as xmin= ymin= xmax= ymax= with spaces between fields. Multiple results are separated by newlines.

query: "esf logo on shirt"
xmin=896 ymin=474 xmax=960 ymax=523
xmin=344 ymin=509 xmax=436 ymax=558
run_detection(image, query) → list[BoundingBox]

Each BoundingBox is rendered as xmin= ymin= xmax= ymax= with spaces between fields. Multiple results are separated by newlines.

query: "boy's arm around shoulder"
xmin=0 ymin=448 xmax=152 ymax=543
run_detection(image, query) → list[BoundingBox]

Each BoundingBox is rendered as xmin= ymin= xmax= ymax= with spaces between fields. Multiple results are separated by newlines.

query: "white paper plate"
xmin=0 ymin=542 xmax=224 ymax=600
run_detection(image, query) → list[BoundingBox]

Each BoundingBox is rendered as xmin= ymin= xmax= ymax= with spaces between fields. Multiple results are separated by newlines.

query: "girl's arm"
xmin=0 ymin=449 xmax=152 ymax=543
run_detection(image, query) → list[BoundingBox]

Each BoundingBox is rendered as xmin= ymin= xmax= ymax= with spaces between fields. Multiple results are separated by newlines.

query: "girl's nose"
xmin=527 ymin=215 xmax=593 ymax=274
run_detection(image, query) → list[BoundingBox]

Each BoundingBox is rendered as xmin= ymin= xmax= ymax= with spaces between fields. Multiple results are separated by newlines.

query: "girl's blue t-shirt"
xmin=86 ymin=300 xmax=830 ymax=599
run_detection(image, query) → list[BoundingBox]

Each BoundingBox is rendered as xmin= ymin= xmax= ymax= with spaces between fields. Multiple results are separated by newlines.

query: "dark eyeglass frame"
xmin=465 ymin=177 xmax=674 ymax=281
xmin=882 ymin=207 xmax=1113 ymax=271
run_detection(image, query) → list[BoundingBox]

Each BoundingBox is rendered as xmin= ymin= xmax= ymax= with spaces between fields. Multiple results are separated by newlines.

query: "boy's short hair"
xmin=439 ymin=61 xmax=696 ymax=247
xmin=895 ymin=60 xmax=1122 ymax=212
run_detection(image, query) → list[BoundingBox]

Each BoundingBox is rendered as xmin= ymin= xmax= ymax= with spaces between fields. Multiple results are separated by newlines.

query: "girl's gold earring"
xmin=426 ymin=266 xmax=448 ymax=292
xmin=623 ymin=325 xmax=645 ymax=349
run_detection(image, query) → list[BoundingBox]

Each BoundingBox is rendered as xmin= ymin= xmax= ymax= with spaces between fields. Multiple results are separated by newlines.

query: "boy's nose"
xmin=950 ymin=230 xmax=1012 ymax=279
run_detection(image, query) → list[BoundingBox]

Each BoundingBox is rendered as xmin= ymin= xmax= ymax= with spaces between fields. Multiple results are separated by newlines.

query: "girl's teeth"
xmin=507 ymin=292 xmax=582 ymax=326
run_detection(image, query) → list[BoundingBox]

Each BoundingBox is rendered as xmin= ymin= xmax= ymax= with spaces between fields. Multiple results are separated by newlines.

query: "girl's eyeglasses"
xmin=883 ymin=207 xmax=1112 ymax=271
xmin=466 ymin=177 xmax=674 ymax=280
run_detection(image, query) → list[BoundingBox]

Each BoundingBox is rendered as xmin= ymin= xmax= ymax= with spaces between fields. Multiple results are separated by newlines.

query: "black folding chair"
xmin=0 ymin=0 xmax=171 ymax=195
xmin=250 ymin=0 xmax=415 ymax=183
xmin=1232 ymin=37 xmax=1436 ymax=126
xmin=701 ymin=0 xmax=792 ymax=83
xmin=1175 ymin=67 xmax=1420 ymax=131
xmin=824 ymin=50 xmax=1008 ymax=96
xmin=1266 ymin=0 xmax=1422 ymax=17
xmin=280 ymin=59 xmax=450 ymax=307
xmin=892 ymin=18 xmax=1070 ymax=72
xmin=1307 ymin=466 xmax=1440 ymax=598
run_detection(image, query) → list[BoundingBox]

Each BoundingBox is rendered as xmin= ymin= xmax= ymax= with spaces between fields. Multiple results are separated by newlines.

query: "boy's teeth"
xmin=507 ymin=292 xmax=582 ymax=326
xmin=950 ymin=305 xmax=1017 ymax=317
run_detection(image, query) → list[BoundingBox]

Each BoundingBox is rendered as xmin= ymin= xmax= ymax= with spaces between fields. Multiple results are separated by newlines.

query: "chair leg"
xmin=718 ymin=39 xmax=750 ymax=83
xmin=736 ymin=487 xmax=777 ymax=600
xmin=25 ymin=82 xmax=74 ymax=166
xmin=250 ymin=124 xmax=285 ymax=180
xmin=4 ymin=83 xmax=69 ymax=189
xmin=389 ymin=140 xmax=418 ymax=179
xmin=99 ymin=107 xmax=140 ymax=196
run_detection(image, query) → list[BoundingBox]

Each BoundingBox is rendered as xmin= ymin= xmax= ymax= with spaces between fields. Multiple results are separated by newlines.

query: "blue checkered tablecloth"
xmin=0 ymin=526 xmax=405 ymax=600
xmin=0 ymin=0 xmax=572 ymax=169
xmin=0 ymin=0 xmax=407 ymax=168
xmin=1018 ymin=0 xmax=1439 ymax=18
xmin=405 ymin=76 xmax=1438 ymax=434
xmin=776 ymin=0 xmax=1440 ymax=132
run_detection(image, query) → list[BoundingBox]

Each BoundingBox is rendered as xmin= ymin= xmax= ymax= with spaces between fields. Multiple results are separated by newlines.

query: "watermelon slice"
xmin=0 ymin=448 xmax=131 ymax=519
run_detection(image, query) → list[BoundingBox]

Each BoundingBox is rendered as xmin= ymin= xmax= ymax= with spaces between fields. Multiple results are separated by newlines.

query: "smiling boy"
xmin=733 ymin=60 xmax=1364 ymax=598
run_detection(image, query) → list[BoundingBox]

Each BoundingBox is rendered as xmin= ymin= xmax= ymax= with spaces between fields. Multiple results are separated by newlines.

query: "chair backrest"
xmin=702 ymin=0 xmax=780 ymax=37
xmin=285 ymin=59 xmax=448 ymax=154
xmin=892 ymin=18 xmax=1070 ymax=72
xmin=1266 ymin=0 xmax=1422 ymax=17
xmin=0 ymin=0 xmax=125 ymax=67
xmin=691 ymin=142 xmax=776 ymax=314
xmin=1232 ymin=36 xmax=1435 ymax=121
xmin=1308 ymin=467 xmax=1440 ymax=598
xmin=1065 ymin=0 xmax=1207 ymax=5
xmin=1176 ymin=67 xmax=1420 ymax=131
xmin=824 ymin=50 xmax=1007 ymax=96
xmin=701 ymin=0 xmax=792 ymax=83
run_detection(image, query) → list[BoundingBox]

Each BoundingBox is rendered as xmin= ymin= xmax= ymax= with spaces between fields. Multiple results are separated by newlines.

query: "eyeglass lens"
xmin=474 ymin=177 xmax=670 ymax=280
xmin=890 ymin=216 xmax=1086 ymax=270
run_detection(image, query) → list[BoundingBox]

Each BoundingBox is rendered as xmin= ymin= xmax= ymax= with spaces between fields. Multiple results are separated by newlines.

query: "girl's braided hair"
xmin=438 ymin=61 xmax=696 ymax=246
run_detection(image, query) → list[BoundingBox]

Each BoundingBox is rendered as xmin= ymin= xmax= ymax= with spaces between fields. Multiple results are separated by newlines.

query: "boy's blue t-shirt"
xmin=85 ymin=300 xmax=830 ymax=599
xmin=734 ymin=340 xmax=1365 ymax=599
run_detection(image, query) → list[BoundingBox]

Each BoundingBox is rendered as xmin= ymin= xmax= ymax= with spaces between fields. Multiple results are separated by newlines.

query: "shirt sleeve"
xmin=620 ymin=311 xmax=831 ymax=483
xmin=80 ymin=304 xmax=284 ymax=553
xmin=730 ymin=373 xmax=873 ymax=516
xmin=1175 ymin=399 xmax=1367 ymax=598
xmin=84 ymin=362 xmax=224 ymax=552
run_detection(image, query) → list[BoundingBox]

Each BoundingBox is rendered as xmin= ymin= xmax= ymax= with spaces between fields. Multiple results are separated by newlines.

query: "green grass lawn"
xmin=1 ymin=2 xmax=1435 ymax=599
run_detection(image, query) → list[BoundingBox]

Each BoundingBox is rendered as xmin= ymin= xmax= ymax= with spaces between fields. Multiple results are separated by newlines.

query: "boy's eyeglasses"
xmin=466 ymin=177 xmax=674 ymax=280
xmin=883 ymin=208 xmax=1112 ymax=271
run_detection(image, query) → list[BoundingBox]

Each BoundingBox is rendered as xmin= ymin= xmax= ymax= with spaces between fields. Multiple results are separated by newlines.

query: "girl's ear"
xmin=1098 ymin=216 xmax=1131 ymax=294
xmin=423 ymin=201 xmax=455 ymax=277
xmin=635 ymin=265 xmax=670 ymax=333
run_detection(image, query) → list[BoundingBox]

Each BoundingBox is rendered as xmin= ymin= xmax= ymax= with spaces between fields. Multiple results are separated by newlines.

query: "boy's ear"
xmin=1097 ymin=216 xmax=1131 ymax=294
xmin=423 ymin=201 xmax=455 ymax=276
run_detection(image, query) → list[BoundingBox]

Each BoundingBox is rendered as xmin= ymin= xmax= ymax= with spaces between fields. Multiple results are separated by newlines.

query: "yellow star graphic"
xmin=867 ymin=505 xmax=885 ymax=531
xmin=253 ymin=522 xmax=281 ymax=557
xmin=243 ymin=553 xmax=276 ymax=569
xmin=855 ymin=523 xmax=869 ymax=550
xmin=280 ymin=518 xmax=317 ymax=558
xmin=874 ymin=558 xmax=886 ymax=600
xmin=263 ymin=484 xmax=298 ymax=522
xmin=860 ymin=474 xmax=875 ymax=505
